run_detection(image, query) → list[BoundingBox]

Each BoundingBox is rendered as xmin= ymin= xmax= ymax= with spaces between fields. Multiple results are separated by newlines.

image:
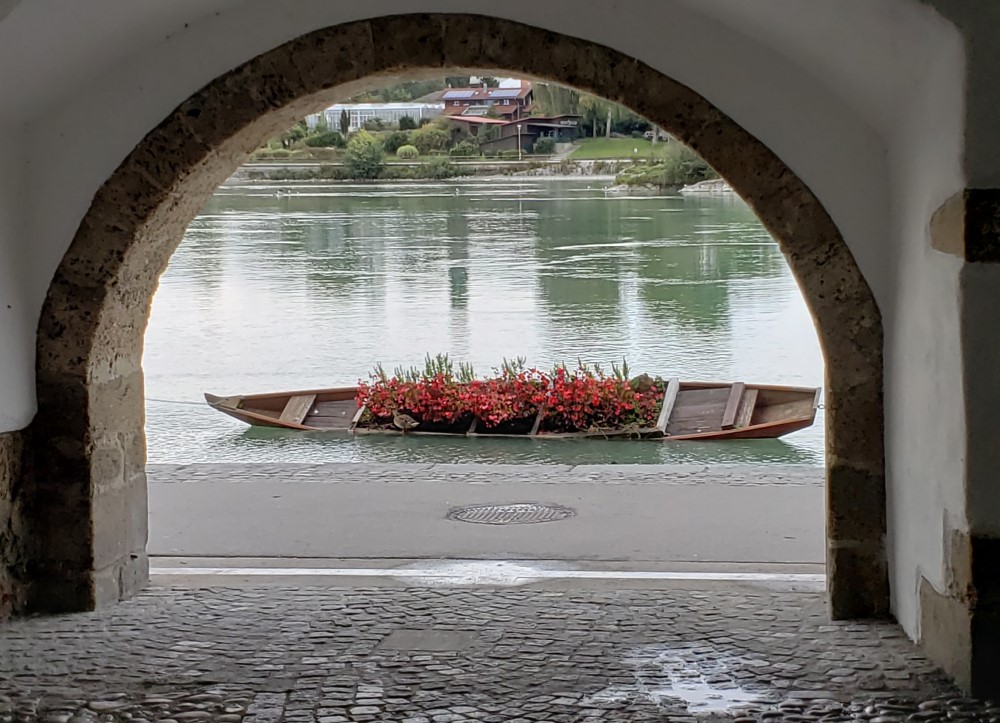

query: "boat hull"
xmin=205 ymin=381 xmax=819 ymax=441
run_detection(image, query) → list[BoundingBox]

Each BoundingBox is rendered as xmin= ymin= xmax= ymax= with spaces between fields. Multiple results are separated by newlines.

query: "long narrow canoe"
xmin=205 ymin=381 xmax=820 ymax=441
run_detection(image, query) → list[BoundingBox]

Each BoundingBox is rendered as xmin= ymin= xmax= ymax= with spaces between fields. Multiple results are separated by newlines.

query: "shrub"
xmin=398 ymin=115 xmax=417 ymax=130
xmin=449 ymin=141 xmax=478 ymax=158
xmin=304 ymin=130 xmax=345 ymax=148
xmin=382 ymin=130 xmax=410 ymax=154
xmin=318 ymin=164 xmax=350 ymax=180
xmin=278 ymin=123 xmax=308 ymax=148
xmin=362 ymin=118 xmax=385 ymax=131
xmin=481 ymin=148 xmax=497 ymax=158
xmin=381 ymin=165 xmax=418 ymax=180
xmin=449 ymin=127 xmax=475 ymax=147
xmin=344 ymin=130 xmax=384 ymax=179
xmin=500 ymin=149 xmax=520 ymax=159
xmin=424 ymin=156 xmax=456 ymax=179
xmin=614 ymin=142 xmax=718 ymax=189
xmin=396 ymin=144 xmax=419 ymax=159
xmin=630 ymin=130 xmax=645 ymax=139
xmin=410 ymin=125 xmax=451 ymax=155
xmin=532 ymin=137 xmax=556 ymax=155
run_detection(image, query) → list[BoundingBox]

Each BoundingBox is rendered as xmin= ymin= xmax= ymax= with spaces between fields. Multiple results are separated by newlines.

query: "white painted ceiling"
xmin=0 ymin=0 xmax=960 ymax=135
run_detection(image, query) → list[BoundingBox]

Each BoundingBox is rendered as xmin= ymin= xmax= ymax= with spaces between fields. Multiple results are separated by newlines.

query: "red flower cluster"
xmin=543 ymin=366 xmax=662 ymax=431
xmin=358 ymin=369 xmax=549 ymax=427
xmin=357 ymin=364 xmax=663 ymax=432
xmin=358 ymin=373 xmax=467 ymax=424
xmin=464 ymin=369 xmax=549 ymax=427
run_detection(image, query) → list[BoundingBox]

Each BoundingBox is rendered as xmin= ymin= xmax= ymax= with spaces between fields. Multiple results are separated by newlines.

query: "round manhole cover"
xmin=447 ymin=503 xmax=575 ymax=525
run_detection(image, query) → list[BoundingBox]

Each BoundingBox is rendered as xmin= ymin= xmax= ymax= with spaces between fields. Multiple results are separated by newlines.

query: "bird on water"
xmin=392 ymin=411 xmax=420 ymax=433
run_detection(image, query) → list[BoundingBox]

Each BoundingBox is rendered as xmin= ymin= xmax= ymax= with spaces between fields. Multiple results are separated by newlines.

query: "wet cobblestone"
xmin=1 ymin=585 xmax=994 ymax=721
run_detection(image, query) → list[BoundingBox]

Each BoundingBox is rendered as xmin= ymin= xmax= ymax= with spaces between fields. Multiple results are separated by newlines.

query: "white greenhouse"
xmin=306 ymin=102 xmax=444 ymax=132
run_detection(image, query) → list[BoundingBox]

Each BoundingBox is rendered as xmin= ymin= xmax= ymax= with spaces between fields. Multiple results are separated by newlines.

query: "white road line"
xmin=150 ymin=567 xmax=825 ymax=583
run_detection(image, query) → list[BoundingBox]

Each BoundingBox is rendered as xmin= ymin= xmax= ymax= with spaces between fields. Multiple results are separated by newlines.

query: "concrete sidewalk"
xmin=148 ymin=463 xmax=824 ymax=566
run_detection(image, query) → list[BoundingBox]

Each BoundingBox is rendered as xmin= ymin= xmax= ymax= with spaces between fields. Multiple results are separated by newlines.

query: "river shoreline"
xmin=228 ymin=158 xmax=636 ymax=184
xmin=226 ymin=161 xmax=733 ymax=196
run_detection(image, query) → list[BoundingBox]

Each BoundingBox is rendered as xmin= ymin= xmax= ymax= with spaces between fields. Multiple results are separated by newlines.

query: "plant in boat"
xmin=356 ymin=355 xmax=663 ymax=434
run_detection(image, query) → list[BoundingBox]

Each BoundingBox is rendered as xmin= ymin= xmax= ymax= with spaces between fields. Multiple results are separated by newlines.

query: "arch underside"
xmin=24 ymin=13 xmax=886 ymax=617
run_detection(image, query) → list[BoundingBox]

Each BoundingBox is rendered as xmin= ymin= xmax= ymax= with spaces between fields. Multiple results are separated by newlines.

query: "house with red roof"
xmin=422 ymin=80 xmax=534 ymax=121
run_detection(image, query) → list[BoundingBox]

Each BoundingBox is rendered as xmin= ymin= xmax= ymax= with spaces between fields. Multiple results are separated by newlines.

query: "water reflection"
xmin=145 ymin=178 xmax=824 ymax=466
xmin=227 ymin=427 xmax=819 ymax=466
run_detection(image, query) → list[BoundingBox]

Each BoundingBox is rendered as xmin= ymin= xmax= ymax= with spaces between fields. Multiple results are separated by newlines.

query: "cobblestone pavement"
xmin=2 ymin=585 xmax=995 ymax=722
xmin=147 ymin=463 xmax=823 ymax=487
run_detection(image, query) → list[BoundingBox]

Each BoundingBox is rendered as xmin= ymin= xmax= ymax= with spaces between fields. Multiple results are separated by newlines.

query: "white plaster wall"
xmin=929 ymin=2 xmax=1000 ymax=540
xmin=882 ymin=24 xmax=967 ymax=633
xmin=0 ymin=123 xmax=33 ymax=430
xmin=0 ymin=0 xmax=974 ymax=635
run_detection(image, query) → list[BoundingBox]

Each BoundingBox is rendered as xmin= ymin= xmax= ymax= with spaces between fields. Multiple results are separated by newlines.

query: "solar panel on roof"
xmin=489 ymin=89 xmax=521 ymax=98
xmin=443 ymin=90 xmax=476 ymax=99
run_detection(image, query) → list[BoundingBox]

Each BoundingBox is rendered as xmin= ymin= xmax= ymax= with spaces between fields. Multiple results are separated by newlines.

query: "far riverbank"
xmin=229 ymin=158 xmax=637 ymax=184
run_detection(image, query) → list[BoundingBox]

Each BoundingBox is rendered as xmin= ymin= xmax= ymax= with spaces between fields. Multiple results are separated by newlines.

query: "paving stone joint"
xmin=1 ymin=585 xmax=996 ymax=721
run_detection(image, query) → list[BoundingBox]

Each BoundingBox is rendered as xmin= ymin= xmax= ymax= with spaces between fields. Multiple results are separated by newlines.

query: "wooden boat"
xmin=205 ymin=380 xmax=820 ymax=441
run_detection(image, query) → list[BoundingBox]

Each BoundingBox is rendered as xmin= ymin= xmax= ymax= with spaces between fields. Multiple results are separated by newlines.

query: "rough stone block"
xmin=26 ymin=569 xmax=94 ymax=613
xmin=930 ymin=191 xmax=966 ymax=257
xmin=916 ymin=531 xmax=1000 ymax=696
xmin=0 ymin=431 xmax=26 ymax=618
xmin=919 ymin=575 xmax=972 ymax=690
xmin=26 ymin=483 xmax=92 ymax=568
xmin=90 ymin=469 xmax=148 ymax=569
xmin=827 ymin=541 xmax=889 ymax=619
xmin=964 ymin=189 xmax=1000 ymax=262
xmin=930 ymin=189 xmax=1000 ymax=262
xmin=92 ymin=552 xmax=148 ymax=608
xmin=826 ymin=463 xmax=887 ymax=541
xmin=371 ymin=16 xmax=446 ymax=72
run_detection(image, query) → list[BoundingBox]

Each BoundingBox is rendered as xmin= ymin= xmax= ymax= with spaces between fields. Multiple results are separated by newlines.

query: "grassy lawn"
xmin=569 ymin=137 xmax=668 ymax=160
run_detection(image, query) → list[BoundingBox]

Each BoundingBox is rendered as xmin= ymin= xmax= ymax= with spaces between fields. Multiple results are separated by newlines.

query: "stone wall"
xmin=0 ymin=430 xmax=26 ymax=618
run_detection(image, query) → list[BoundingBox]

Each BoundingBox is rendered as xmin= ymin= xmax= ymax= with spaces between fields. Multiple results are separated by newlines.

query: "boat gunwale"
xmin=238 ymin=385 xmax=358 ymax=401
xmin=205 ymin=381 xmax=821 ymax=438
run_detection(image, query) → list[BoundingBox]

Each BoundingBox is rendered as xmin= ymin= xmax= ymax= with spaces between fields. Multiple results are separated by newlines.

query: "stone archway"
xmin=24 ymin=13 xmax=886 ymax=618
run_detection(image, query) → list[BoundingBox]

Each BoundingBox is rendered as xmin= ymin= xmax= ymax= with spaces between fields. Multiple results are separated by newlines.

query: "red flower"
xmin=356 ymin=362 xmax=662 ymax=433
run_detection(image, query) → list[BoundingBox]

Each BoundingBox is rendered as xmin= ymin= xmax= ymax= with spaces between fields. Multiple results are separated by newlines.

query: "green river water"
xmin=144 ymin=177 xmax=824 ymax=466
